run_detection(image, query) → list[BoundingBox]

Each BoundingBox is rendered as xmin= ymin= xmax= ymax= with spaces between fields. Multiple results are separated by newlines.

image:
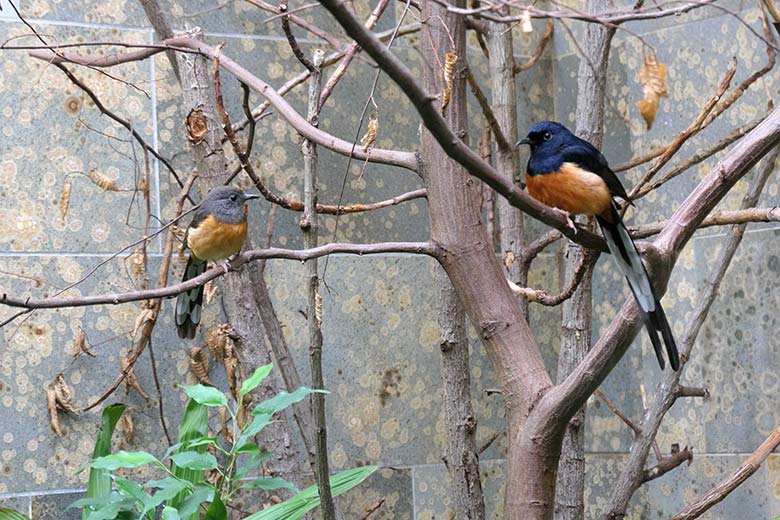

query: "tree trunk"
xmin=437 ymin=268 xmax=486 ymax=519
xmin=554 ymin=1 xmax=614 ymax=517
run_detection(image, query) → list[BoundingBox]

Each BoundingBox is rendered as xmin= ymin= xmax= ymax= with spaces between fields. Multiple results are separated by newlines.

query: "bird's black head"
xmin=201 ymin=186 xmax=260 ymax=224
xmin=517 ymin=121 xmax=573 ymax=152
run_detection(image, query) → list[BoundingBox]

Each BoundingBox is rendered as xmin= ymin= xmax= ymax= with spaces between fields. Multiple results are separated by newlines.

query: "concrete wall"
xmin=0 ymin=0 xmax=778 ymax=518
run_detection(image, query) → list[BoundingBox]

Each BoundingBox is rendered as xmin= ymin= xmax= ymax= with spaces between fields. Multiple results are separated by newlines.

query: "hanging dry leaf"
xmin=120 ymin=352 xmax=150 ymax=400
xmin=503 ymin=251 xmax=516 ymax=270
xmin=131 ymin=303 xmax=155 ymax=339
xmin=219 ymin=406 xmax=233 ymax=445
xmin=315 ymin=292 xmax=323 ymax=329
xmin=128 ymin=249 xmax=147 ymax=286
xmin=70 ymin=328 xmax=95 ymax=359
xmin=59 ymin=181 xmax=72 ymax=225
xmin=636 ymin=54 xmax=668 ymax=130
xmin=520 ymin=9 xmax=533 ymax=34
xmin=360 ymin=115 xmax=379 ymax=152
xmin=186 ymin=109 xmax=209 ymax=143
xmin=53 ymin=373 xmax=78 ymax=414
xmin=441 ymin=52 xmax=459 ymax=115
xmin=189 ymin=346 xmax=212 ymax=385
xmin=204 ymin=280 xmax=218 ymax=305
xmin=206 ymin=323 xmax=233 ymax=360
xmin=223 ymin=341 xmax=240 ymax=399
xmin=119 ymin=409 xmax=134 ymax=444
xmin=88 ymin=169 xmax=119 ymax=191
xmin=46 ymin=385 xmax=63 ymax=437
xmin=137 ymin=175 xmax=149 ymax=198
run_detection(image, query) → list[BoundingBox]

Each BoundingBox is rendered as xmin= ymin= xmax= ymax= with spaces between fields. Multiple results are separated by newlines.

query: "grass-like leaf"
xmin=82 ymin=403 xmax=126 ymax=520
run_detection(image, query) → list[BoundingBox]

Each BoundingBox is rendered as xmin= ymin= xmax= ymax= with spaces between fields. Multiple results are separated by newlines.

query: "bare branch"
xmin=642 ymin=446 xmax=693 ymax=483
xmin=670 ymin=428 xmax=780 ymax=520
xmin=0 ymin=242 xmax=440 ymax=311
xmin=514 ymin=19 xmax=554 ymax=73
xmin=594 ymin=388 xmax=641 ymax=436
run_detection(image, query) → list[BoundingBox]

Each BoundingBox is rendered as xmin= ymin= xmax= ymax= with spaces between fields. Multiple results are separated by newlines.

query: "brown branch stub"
xmin=676 ymin=386 xmax=709 ymax=399
xmin=642 ymin=445 xmax=693 ymax=483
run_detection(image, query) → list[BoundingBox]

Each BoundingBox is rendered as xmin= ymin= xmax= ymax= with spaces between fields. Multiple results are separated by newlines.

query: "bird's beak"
xmin=517 ymin=138 xmax=531 ymax=147
xmin=243 ymin=193 xmax=261 ymax=201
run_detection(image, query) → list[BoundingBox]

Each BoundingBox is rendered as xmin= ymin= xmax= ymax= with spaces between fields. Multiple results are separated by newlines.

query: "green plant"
xmin=72 ymin=363 xmax=376 ymax=519
xmin=0 ymin=507 xmax=32 ymax=520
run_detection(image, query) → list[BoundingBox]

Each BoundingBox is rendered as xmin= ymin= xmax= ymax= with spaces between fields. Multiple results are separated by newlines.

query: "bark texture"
xmin=437 ymin=268 xmax=486 ymax=519
xmin=555 ymin=2 xmax=614 ymax=517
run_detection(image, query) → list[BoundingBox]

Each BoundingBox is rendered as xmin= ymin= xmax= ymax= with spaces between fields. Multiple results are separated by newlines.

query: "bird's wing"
xmin=561 ymin=142 xmax=630 ymax=201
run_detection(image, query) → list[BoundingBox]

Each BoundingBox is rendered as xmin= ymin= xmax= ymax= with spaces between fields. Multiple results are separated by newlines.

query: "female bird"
xmin=175 ymin=186 xmax=260 ymax=339
xmin=518 ymin=121 xmax=679 ymax=370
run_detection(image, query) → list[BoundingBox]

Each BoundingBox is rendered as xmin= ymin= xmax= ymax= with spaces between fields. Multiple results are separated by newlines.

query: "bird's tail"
xmin=175 ymin=256 xmax=207 ymax=339
xmin=596 ymin=203 xmax=680 ymax=371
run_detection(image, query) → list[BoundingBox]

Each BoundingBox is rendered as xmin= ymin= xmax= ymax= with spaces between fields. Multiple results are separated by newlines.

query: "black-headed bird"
xmin=518 ymin=121 xmax=679 ymax=370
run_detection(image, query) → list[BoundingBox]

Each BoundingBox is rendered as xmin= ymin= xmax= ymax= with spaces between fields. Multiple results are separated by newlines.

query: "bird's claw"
xmin=218 ymin=261 xmax=230 ymax=275
xmin=556 ymin=209 xmax=577 ymax=234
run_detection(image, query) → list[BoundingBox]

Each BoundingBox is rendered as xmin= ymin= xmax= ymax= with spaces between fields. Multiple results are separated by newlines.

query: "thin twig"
xmin=146 ymin=337 xmax=173 ymax=445
xmin=513 ymin=19 xmax=554 ymax=73
xmin=594 ymin=388 xmax=641 ymax=436
xmin=642 ymin=446 xmax=693 ymax=483
xmin=508 ymin=249 xmax=596 ymax=306
xmin=465 ymin=65 xmax=511 ymax=152
xmin=280 ymin=2 xmax=316 ymax=72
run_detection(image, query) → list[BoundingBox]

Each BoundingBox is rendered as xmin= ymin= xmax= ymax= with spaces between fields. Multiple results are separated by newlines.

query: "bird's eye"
xmin=229 ymin=194 xmax=238 ymax=202
xmin=543 ymin=131 xmax=552 ymax=141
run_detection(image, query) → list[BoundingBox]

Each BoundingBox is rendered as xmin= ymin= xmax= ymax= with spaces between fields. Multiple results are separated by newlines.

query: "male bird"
xmin=175 ymin=186 xmax=260 ymax=339
xmin=518 ymin=121 xmax=679 ymax=370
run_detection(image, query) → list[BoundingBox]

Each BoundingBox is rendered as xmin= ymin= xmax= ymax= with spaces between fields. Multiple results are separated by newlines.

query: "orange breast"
xmin=526 ymin=162 xmax=612 ymax=218
xmin=187 ymin=214 xmax=248 ymax=261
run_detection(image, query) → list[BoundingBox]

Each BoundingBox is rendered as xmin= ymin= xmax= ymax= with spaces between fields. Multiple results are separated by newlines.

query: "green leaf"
xmin=240 ymin=477 xmax=299 ymax=492
xmin=161 ymin=507 xmax=181 ymax=520
xmin=234 ymin=451 xmax=272 ymax=482
xmin=251 ymin=387 xmax=327 ymax=417
xmin=113 ymin=477 xmax=152 ymax=513
xmin=143 ymin=477 xmax=189 ymax=514
xmin=244 ymin=465 xmax=377 ymax=520
xmin=240 ymin=363 xmax=273 ymax=400
xmin=235 ymin=442 xmax=261 ymax=455
xmin=235 ymin=414 xmax=274 ymax=452
xmin=183 ymin=385 xmax=227 ymax=407
xmin=0 ymin=506 xmax=31 ymax=520
xmin=168 ymin=399 xmax=209 ymax=517
xmin=185 ymin=436 xmax=219 ymax=450
xmin=170 ymin=451 xmax=218 ymax=471
xmin=176 ymin=485 xmax=214 ymax=518
xmin=89 ymin=451 xmax=159 ymax=471
xmin=202 ymin=493 xmax=226 ymax=520
xmin=82 ymin=403 xmax=126 ymax=520
xmin=82 ymin=494 xmax=136 ymax=520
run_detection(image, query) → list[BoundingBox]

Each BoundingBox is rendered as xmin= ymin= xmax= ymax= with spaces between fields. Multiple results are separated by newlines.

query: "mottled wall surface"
xmin=0 ymin=1 xmax=778 ymax=519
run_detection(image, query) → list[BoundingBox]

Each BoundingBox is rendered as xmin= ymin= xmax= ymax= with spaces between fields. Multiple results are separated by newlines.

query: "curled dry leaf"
xmin=88 ymin=169 xmax=119 ymax=191
xmin=120 ymin=351 xmax=150 ymax=400
xmin=204 ymin=280 xmax=218 ymax=305
xmin=186 ymin=109 xmax=209 ymax=143
xmin=206 ymin=323 xmax=233 ymax=361
xmin=53 ymin=373 xmax=78 ymax=414
xmin=219 ymin=406 xmax=233 ymax=445
xmin=59 ymin=181 xmax=72 ymax=225
xmin=636 ymin=54 xmax=668 ymax=130
xmin=223 ymin=340 xmax=239 ymax=400
xmin=315 ymin=292 xmax=323 ymax=328
xmin=128 ymin=249 xmax=147 ymax=287
xmin=361 ymin=114 xmax=379 ymax=152
xmin=132 ymin=303 xmax=156 ymax=339
xmin=520 ymin=9 xmax=533 ymax=33
xmin=189 ymin=346 xmax=212 ymax=385
xmin=503 ymin=251 xmax=516 ymax=270
xmin=137 ymin=175 xmax=149 ymax=198
xmin=70 ymin=328 xmax=95 ymax=359
xmin=119 ymin=409 xmax=134 ymax=443
xmin=46 ymin=385 xmax=63 ymax=437
xmin=441 ymin=52 xmax=459 ymax=115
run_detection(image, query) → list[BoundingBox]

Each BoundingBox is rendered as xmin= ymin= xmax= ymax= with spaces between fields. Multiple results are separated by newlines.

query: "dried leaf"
xmin=59 ymin=181 xmax=72 ymax=225
xmin=206 ymin=323 xmax=233 ymax=361
xmin=127 ymin=249 xmax=147 ymax=287
xmin=120 ymin=352 xmax=150 ymax=400
xmin=224 ymin=341 xmax=239 ymax=400
xmin=520 ymin=9 xmax=533 ymax=33
xmin=219 ymin=406 xmax=232 ymax=444
xmin=204 ymin=280 xmax=218 ymax=305
xmin=503 ymin=251 xmax=516 ymax=270
xmin=137 ymin=175 xmax=149 ymax=198
xmin=360 ymin=115 xmax=379 ymax=152
xmin=441 ymin=52 xmax=459 ymax=115
xmin=88 ymin=169 xmax=119 ymax=191
xmin=189 ymin=346 xmax=212 ymax=385
xmin=132 ymin=305 xmax=155 ymax=339
xmin=186 ymin=109 xmax=209 ymax=143
xmin=70 ymin=328 xmax=95 ymax=359
xmin=636 ymin=54 xmax=668 ymax=130
xmin=46 ymin=385 xmax=63 ymax=437
xmin=119 ymin=409 xmax=134 ymax=444
xmin=315 ymin=292 xmax=323 ymax=328
xmin=53 ymin=373 xmax=78 ymax=414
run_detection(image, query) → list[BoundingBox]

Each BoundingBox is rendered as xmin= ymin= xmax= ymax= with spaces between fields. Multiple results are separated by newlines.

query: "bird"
xmin=175 ymin=186 xmax=260 ymax=339
xmin=518 ymin=121 xmax=679 ymax=371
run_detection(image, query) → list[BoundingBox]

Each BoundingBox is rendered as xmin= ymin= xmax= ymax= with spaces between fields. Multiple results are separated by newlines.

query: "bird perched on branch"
xmin=175 ymin=186 xmax=260 ymax=339
xmin=518 ymin=121 xmax=679 ymax=371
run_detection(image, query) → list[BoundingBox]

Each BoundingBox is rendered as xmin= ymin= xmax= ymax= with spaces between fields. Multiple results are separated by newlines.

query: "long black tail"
xmin=596 ymin=204 xmax=680 ymax=371
xmin=175 ymin=256 xmax=207 ymax=339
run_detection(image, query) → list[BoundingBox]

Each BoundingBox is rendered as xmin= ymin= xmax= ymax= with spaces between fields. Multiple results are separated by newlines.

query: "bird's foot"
xmin=555 ymin=208 xmax=578 ymax=234
xmin=217 ymin=261 xmax=230 ymax=275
